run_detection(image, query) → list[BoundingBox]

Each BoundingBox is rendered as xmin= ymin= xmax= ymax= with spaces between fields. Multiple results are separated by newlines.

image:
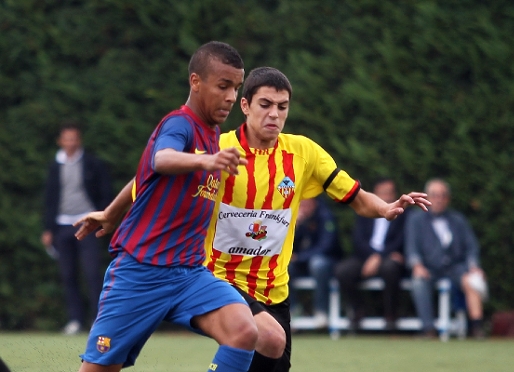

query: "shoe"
xmin=471 ymin=326 xmax=485 ymax=340
xmin=62 ymin=320 xmax=82 ymax=335
xmin=313 ymin=312 xmax=329 ymax=329
xmin=349 ymin=307 xmax=364 ymax=332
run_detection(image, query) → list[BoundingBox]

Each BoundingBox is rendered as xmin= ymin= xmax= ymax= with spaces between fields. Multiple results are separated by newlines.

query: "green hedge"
xmin=0 ymin=0 xmax=513 ymax=330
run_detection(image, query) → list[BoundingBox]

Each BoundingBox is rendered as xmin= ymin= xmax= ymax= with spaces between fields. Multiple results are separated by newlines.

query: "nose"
xmin=226 ymin=88 xmax=238 ymax=103
xmin=269 ymin=105 xmax=279 ymax=118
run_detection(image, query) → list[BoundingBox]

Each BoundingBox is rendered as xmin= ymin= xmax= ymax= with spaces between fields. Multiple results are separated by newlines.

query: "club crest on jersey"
xmin=97 ymin=336 xmax=111 ymax=353
xmin=192 ymin=174 xmax=220 ymax=201
xmin=245 ymin=219 xmax=268 ymax=241
xmin=277 ymin=176 xmax=295 ymax=198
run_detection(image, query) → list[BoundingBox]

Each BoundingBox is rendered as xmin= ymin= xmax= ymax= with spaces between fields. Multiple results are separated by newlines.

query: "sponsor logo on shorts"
xmin=97 ymin=336 xmax=111 ymax=353
xmin=209 ymin=363 xmax=218 ymax=371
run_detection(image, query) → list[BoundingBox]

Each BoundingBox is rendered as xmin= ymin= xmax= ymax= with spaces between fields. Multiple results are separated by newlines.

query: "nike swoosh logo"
xmin=194 ymin=148 xmax=207 ymax=154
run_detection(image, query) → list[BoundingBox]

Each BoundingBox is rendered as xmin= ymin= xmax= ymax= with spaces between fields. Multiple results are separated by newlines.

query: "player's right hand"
xmin=206 ymin=147 xmax=248 ymax=175
xmin=73 ymin=211 xmax=116 ymax=240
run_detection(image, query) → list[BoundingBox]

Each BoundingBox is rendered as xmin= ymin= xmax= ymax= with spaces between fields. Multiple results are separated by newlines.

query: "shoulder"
xmin=278 ymin=133 xmax=324 ymax=156
xmin=220 ymin=130 xmax=237 ymax=147
xmin=162 ymin=114 xmax=194 ymax=129
xmin=447 ymin=209 xmax=469 ymax=224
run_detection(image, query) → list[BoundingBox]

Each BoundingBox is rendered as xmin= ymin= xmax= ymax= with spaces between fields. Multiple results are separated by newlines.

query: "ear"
xmin=190 ymin=73 xmax=201 ymax=93
xmin=240 ymin=97 xmax=250 ymax=116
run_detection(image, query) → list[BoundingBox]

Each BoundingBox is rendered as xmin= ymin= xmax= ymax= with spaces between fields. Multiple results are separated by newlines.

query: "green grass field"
xmin=1 ymin=331 xmax=513 ymax=372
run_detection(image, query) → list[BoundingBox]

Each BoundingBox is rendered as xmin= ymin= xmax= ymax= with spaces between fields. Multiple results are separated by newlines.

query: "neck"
xmin=243 ymin=125 xmax=277 ymax=150
xmin=185 ymin=97 xmax=215 ymax=129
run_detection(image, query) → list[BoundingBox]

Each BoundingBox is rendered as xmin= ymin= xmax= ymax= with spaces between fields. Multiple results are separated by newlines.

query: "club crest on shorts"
xmin=97 ymin=336 xmax=111 ymax=353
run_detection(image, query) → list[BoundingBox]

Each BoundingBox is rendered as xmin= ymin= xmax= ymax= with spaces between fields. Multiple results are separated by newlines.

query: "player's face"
xmin=192 ymin=59 xmax=244 ymax=127
xmin=57 ymin=129 xmax=82 ymax=157
xmin=426 ymin=182 xmax=450 ymax=214
xmin=241 ymin=86 xmax=289 ymax=149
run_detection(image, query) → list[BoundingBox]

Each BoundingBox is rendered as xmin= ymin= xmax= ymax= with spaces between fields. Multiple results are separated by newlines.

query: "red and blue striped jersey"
xmin=110 ymin=105 xmax=221 ymax=267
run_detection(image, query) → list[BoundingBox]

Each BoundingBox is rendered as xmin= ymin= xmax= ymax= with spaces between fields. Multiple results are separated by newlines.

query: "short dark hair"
xmin=59 ymin=119 xmax=82 ymax=134
xmin=242 ymin=67 xmax=292 ymax=104
xmin=188 ymin=41 xmax=244 ymax=79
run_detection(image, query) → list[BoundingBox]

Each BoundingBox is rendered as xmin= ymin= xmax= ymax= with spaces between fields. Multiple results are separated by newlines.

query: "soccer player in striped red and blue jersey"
xmin=76 ymin=66 xmax=432 ymax=372
xmin=74 ymin=41 xmax=258 ymax=372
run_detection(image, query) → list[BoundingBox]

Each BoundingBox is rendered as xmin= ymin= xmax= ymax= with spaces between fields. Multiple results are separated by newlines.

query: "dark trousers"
xmin=54 ymin=225 xmax=104 ymax=325
xmin=334 ymin=255 xmax=403 ymax=320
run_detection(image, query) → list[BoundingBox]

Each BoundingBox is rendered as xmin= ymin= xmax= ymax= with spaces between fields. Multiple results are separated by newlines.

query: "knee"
xmin=309 ymin=257 xmax=332 ymax=279
xmin=410 ymin=277 xmax=430 ymax=295
xmin=228 ymin=319 xmax=258 ymax=350
xmin=256 ymin=325 xmax=286 ymax=358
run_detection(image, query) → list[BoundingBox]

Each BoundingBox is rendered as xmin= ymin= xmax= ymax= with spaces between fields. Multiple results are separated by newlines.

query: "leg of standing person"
xmin=54 ymin=225 xmax=84 ymax=334
xmin=309 ymin=254 xmax=334 ymax=327
xmin=231 ymin=286 xmax=289 ymax=372
xmin=334 ymin=256 xmax=365 ymax=330
xmin=78 ymin=233 xmax=104 ymax=327
xmin=79 ymin=256 xmax=257 ymax=372
xmin=378 ymin=257 xmax=403 ymax=329
xmin=287 ymin=261 xmax=308 ymax=316
xmin=410 ymin=276 xmax=436 ymax=336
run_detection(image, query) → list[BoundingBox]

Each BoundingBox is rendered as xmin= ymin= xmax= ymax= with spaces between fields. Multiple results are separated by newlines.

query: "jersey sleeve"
xmin=153 ymin=116 xmax=193 ymax=154
xmin=302 ymin=138 xmax=360 ymax=204
xmin=151 ymin=116 xmax=194 ymax=170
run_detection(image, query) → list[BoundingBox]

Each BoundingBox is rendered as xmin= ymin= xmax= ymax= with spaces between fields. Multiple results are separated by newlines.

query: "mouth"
xmin=218 ymin=108 xmax=231 ymax=117
xmin=264 ymin=124 xmax=279 ymax=130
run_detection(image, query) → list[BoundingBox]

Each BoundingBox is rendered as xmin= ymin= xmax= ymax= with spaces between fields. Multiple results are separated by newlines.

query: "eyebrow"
xmin=257 ymin=98 xmax=289 ymax=105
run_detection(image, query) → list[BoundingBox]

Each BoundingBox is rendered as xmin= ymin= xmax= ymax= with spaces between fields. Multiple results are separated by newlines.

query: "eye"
xmin=278 ymin=105 xmax=288 ymax=110
xmin=260 ymin=103 xmax=270 ymax=108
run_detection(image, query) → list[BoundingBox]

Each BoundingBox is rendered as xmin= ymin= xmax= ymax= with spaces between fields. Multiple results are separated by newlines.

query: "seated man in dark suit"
xmin=289 ymin=196 xmax=343 ymax=328
xmin=334 ymin=177 xmax=406 ymax=331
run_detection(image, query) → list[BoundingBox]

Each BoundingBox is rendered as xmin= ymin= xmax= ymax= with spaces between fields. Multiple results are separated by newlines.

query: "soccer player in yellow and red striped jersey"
xmin=204 ymin=67 xmax=432 ymax=372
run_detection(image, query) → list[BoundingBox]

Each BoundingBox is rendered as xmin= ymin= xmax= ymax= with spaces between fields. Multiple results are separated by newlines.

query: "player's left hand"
xmin=384 ymin=192 xmax=431 ymax=220
xmin=73 ymin=211 xmax=115 ymax=240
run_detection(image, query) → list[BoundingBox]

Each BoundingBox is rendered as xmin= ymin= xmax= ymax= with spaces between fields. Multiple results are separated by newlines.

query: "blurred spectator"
xmin=334 ymin=178 xmax=406 ymax=332
xmin=289 ymin=196 xmax=342 ymax=328
xmin=41 ymin=121 xmax=112 ymax=335
xmin=405 ymin=178 xmax=486 ymax=339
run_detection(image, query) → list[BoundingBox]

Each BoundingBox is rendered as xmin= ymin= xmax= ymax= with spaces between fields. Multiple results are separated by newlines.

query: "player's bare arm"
xmin=154 ymin=147 xmax=248 ymax=175
xmin=350 ymin=189 xmax=431 ymax=221
xmin=74 ymin=178 xmax=134 ymax=240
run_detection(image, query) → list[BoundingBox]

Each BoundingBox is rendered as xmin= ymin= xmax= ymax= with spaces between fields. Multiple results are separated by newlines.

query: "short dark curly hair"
xmin=188 ymin=41 xmax=244 ymax=79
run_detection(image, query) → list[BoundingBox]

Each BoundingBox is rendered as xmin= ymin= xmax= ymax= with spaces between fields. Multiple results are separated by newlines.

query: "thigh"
xmin=82 ymin=253 xmax=172 ymax=368
xmin=78 ymin=233 xmax=102 ymax=266
xmin=378 ymin=257 xmax=404 ymax=280
xmin=54 ymin=225 xmax=79 ymax=276
xmin=171 ymin=266 xmax=249 ymax=334
xmin=334 ymin=256 xmax=364 ymax=282
xmin=309 ymin=254 xmax=333 ymax=273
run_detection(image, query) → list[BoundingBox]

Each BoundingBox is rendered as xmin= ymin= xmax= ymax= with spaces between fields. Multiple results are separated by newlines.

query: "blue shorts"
xmin=81 ymin=252 xmax=247 ymax=367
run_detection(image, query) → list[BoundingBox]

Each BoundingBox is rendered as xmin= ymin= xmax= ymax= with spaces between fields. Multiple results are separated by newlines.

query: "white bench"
xmin=290 ymin=277 xmax=467 ymax=341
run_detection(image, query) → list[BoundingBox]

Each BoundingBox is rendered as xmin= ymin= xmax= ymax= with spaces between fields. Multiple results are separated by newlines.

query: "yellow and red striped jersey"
xmin=204 ymin=125 xmax=360 ymax=305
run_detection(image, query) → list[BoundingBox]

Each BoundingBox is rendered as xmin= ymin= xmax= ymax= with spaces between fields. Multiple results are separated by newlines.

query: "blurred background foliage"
xmin=0 ymin=0 xmax=513 ymax=330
